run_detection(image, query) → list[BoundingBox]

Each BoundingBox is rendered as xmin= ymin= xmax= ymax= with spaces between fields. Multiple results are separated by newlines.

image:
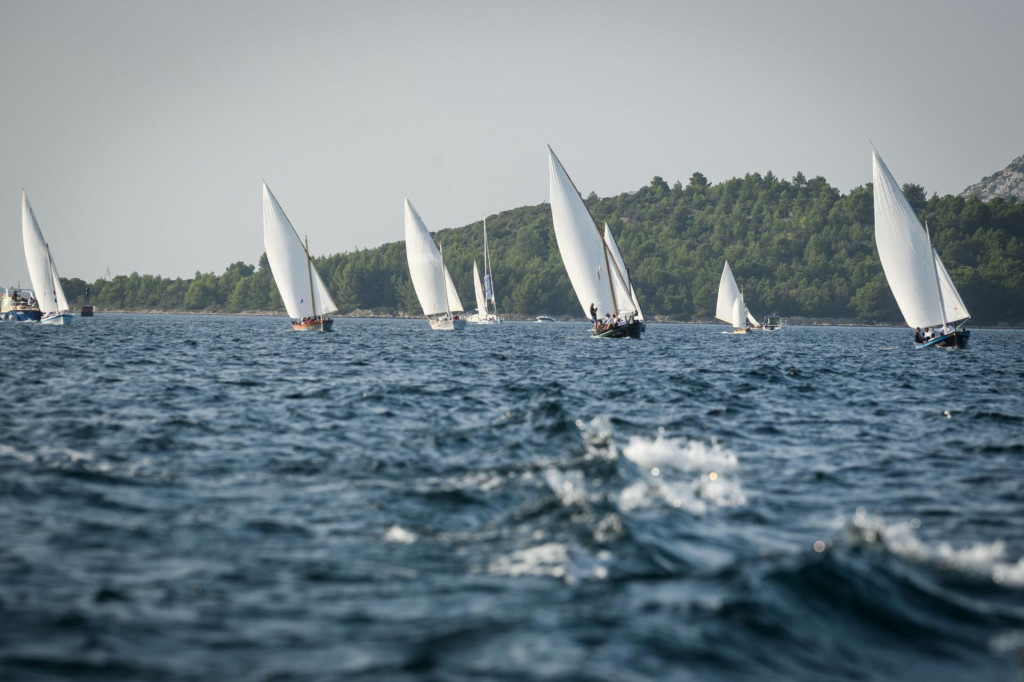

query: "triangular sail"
xmin=48 ymin=251 xmax=69 ymax=313
xmin=746 ymin=309 xmax=760 ymax=328
xmin=404 ymin=198 xmax=464 ymax=316
xmin=548 ymin=147 xmax=617 ymax=318
xmin=716 ymin=261 xmax=743 ymax=327
xmin=934 ymin=246 xmax=970 ymax=323
xmin=473 ymin=261 xmax=488 ymax=316
xmin=262 ymin=182 xmax=338 ymax=319
xmin=872 ymin=149 xmax=968 ymax=328
xmin=731 ymin=296 xmax=744 ymax=329
xmin=603 ymin=224 xmax=644 ymax=321
xmin=22 ymin=191 xmax=68 ymax=315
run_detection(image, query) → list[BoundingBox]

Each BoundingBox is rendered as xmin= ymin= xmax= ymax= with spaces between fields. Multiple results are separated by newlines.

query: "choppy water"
xmin=1 ymin=315 xmax=1022 ymax=681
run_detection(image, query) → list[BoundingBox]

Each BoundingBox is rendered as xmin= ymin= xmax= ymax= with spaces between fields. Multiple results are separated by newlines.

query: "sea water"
xmin=1 ymin=315 xmax=1022 ymax=681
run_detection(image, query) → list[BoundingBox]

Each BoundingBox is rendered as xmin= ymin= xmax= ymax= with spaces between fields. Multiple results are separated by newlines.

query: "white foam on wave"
xmin=846 ymin=507 xmax=1024 ymax=588
xmin=383 ymin=525 xmax=417 ymax=544
xmin=618 ymin=430 xmax=746 ymax=514
xmin=486 ymin=542 xmax=612 ymax=583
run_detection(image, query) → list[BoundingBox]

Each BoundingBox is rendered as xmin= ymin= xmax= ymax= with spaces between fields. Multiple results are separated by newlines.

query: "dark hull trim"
xmin=593 ymin=321 xmax=644 ymax=339
xmin=916 ymin=330 xmax=970 ymax=349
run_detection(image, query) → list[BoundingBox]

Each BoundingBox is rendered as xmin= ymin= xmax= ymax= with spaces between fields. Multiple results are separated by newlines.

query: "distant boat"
xmin=404 ymin=197 xmax=466 ymax=331
xmin=871 ymin=148 xmax=971 ymax=349
xmin=22 ymin=192 xmax=71 ymax=325
xmin=715 ymin=261 xmax=759 ymax=334
xmin=547 ymin=146 xmax=643 ymax=339
xmin=761 ymin=314 xmax=783 ymax=331
xmin=0 ymin=286 xmax=42 ymax=322
xmin=467 ymin=216 xmax=501 ymax=324
xmin=536 ymin=315 xmax=555 ymax=323
xmin=262 ymin=182 xmax=336 ymax=332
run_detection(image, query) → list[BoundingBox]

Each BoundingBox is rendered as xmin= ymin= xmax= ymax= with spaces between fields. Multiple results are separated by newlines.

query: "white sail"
xmin=48 ymin=252 xmax=69 ymax=313
xmin=746 ymin=309 xmax=761 ymax=328
xmin=934 ymin=246 xmax=970 ymax=322
xmin=473 ymin=260 xmax=488 ymax=316
xmin=548 ymin=147 xmax=618 ymax=318
xmin=603 ymin=224 xmax=644 ymax=321
xmin=262 ymin=182 xmax=338 ymax=319
xmin=22 ymin=192 xmax=68 ymax=315
xmin=732 ymin=296 xmax=744 ymax=329
xmin=872 ymin=149 xmax=968 ymax=328
xmin=404 ymin=197 xmax=464 ymax=316
xmin=716 ymin=261 xmax=743 ymax=326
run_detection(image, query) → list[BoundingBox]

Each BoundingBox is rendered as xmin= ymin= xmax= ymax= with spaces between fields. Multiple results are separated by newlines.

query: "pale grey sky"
xmin=2 ymin=0 xmax=1022 ymax=284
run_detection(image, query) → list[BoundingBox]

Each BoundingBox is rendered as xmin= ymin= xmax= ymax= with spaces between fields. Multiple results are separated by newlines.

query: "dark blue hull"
xmin=916 ymin=330 xmax=970 ymax=349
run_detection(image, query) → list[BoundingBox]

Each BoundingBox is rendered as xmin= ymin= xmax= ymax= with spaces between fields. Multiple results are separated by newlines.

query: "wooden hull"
xmin=916 ymin=330 xmax=970 ymax=349
xmin=593 ymin=320 xmax=644 ymax=339
xmin=291 ymin=317 xmax=333 ymax=332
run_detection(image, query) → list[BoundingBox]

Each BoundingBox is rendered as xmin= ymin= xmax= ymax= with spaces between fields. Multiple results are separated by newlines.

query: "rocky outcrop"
xmin=961 ymin=155 xmax=1024 ymax=201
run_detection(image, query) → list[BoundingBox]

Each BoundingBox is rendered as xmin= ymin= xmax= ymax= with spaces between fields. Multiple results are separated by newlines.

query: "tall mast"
xmin=46 ymin=243 xmax=59 ymax=312
xmin=483 ymin=215 xmax=495 ymax=316
xmin=440 ymin=242 xmax=452 ymax=320
xmin=304 ymin=236 xmax=319 ymax=327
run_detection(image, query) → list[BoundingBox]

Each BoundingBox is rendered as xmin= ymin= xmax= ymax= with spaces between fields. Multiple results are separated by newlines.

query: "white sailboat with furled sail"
xmin=262 ymin=181 xmax=337 ymax=332
xmin=404 ymin=197 xmax=466 ymax=331
xmin=22 ymin=191 xmax=71 ymax=325
xmin=872 ymin=148 xmax=971 ymax=348
xmin=548 ymin=146 xmax=643 ymax=338
xmin=715 ymin=261 xmax=759 ymax=334
xmin=467 ymin=216 xmax=501 ymax=324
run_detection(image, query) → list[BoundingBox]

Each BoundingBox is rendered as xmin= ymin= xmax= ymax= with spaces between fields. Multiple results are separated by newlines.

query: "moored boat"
xmin=262 ymin=182 xmax=337 ymax=332
xmin=871 ymin=148 xmax=971 ymax=349
xmin=547 ymin=146 xmax=643 ymax=339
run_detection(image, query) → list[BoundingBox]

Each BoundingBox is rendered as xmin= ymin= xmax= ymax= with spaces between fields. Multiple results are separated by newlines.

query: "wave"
xmin=844 ymin=507 xmax=1024 ymax=588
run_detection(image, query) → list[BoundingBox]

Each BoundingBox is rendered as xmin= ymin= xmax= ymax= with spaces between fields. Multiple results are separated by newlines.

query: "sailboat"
xmin=22 ymin=192 xmax=71 ymax=325
xmin=872 ymin=148 xmax=971 ymax=348
xmin=548 ymin=146 xmax=643 ymax=338
xmin=262 ymin=182 xmax=337 ymax=331
xmin=467 ymin=216 xmax=501 ymax=324
xmin=404 ymin=197 xmax=466 ymax=331
xmin=715 ymin=261 xmax=759 ymax=334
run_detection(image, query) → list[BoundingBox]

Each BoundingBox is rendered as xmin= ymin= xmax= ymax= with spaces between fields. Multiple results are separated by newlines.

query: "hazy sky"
xmin=2 ymin=0 xmax=1022 ymax=284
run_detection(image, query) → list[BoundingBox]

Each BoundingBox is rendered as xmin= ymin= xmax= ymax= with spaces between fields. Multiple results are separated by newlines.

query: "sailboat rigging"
xmin=871 ymin=148 xmax=971 ymax=348
xmin=404 ymin=197 xmax=466 ymax=331
xmin=22 ymin=191 xmax=71 ymax=325
xmin=547 ymin=146 xmax=643 ymax=339
xmin=262 ymin=182 xmax=337 ymax=332
xmin=468 ymin=215 xmax=501 ymax=324
xmin=715 ymin=261 xmax=759 ymax=334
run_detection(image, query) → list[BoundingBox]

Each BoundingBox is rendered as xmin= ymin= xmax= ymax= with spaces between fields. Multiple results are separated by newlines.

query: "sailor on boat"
xmin=914 ymin=327 xmax=924 ymax=343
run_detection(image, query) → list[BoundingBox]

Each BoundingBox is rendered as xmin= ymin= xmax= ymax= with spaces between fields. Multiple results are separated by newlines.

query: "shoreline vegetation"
xmin=32 ymin=171 xmax=1024 ymax=326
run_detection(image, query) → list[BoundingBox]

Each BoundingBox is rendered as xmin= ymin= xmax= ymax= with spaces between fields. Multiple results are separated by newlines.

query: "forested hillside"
xmin=60 ymin=171 xmax=1024 ymax=325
